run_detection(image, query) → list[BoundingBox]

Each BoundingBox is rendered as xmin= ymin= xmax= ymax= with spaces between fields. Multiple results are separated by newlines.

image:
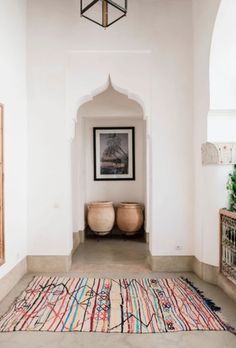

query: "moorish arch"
xmin=66 ymin=56 xmax=152 ymax=251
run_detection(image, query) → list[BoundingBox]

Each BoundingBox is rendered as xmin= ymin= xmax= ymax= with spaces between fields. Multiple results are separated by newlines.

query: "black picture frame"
xmin=93 ymin=127 xmax=135 ymax=181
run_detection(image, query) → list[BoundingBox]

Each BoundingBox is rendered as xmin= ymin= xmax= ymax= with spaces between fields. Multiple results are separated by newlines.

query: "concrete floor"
xmin=0 ymin=238 xmax=236 ymax=348
xmin=71 ymin=238 xmax=150 ymax=273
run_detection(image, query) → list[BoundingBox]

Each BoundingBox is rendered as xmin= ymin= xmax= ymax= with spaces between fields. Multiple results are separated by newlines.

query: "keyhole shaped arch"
xmin=69 ymin=75 xmax=149 ymax=141
xmin=69 ymin=75 xmax=152 ymax=251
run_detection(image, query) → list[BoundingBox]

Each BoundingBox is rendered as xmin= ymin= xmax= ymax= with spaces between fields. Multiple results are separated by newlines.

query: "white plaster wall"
xmin=71 ymin=123 xmax=79 ymax=232
xmin=28 ymin=0 xmax=194 ymax=257
xmin=205 ymin=109 xmax=236 ymax=265
xmin=210 ymin=0 xmax=236 ymax=110
xmin=204 ymin=0 xmax=236 ymax=265
xmin=208 ymin=111 xmax=236 ymax=142
xmin=201 ymin=164 xmax=232 ymax=266
xmin=192 ymin=0 xmax=233 ymax=266
xmin=0 ymin=0 xmax=27 ymax=278
xmin=71 ymin=115 xmax=86 ymax=233
xmin=206 ymin=0 xmax=236 ymax=265
xmin=150 ymin=2 xmax=193 ymax=256
xmin=192 ymin=0 xmax=220 ymax=264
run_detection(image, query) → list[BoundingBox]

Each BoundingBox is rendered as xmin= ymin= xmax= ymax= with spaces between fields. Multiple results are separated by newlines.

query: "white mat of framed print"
xmin=93 ymin=127 xmax=135 ymax=181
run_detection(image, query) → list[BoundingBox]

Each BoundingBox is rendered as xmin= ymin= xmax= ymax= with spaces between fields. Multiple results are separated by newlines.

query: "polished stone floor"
xmin=0 ymin=238 xmax=236 ymax=348
xmin=71 ymin=238 xmax=150 ymax=273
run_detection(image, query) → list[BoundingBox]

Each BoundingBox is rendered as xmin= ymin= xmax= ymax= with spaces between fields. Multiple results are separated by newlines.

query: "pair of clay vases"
xmin=87 ymin=201 xmax=144 ymax=236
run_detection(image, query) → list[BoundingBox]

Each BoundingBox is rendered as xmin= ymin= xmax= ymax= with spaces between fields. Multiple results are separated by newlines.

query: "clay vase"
xmin=116 ymin=202 xmax=144 ymax=236
xmin=87 ymin=201 xmax=115 ymax=236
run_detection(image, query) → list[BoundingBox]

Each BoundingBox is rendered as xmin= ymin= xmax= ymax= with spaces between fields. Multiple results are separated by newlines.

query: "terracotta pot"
xmin=87 ymin=201 xmax=115 ymax=236
xmin=117 ymin=202 xmax=144 ymax=236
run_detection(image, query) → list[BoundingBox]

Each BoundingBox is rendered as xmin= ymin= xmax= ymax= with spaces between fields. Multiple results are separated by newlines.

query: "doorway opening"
xmin=70 ymin=80 xmax=150 ymax=271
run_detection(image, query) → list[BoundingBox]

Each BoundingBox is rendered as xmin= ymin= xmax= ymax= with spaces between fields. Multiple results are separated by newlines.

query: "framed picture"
xmin=93 ymin=127 xmax=135 ymax=181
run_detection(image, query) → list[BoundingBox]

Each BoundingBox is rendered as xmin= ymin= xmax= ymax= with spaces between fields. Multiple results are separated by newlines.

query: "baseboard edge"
xmin=148 ymin=255 xmax=194 ymax=272
xmin=192 ymin=257 xmax=218 ymax=285
xmin=27 ymin=255 xmax=72 ymax=273
xmin=217 ymin=273 xmax=236 ymax=303
xmin=0 ymin=258 xmax=27 ymax=303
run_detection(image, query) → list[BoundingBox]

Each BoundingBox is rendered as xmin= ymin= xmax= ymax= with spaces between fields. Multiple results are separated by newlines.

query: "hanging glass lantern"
xmin=80 ymin=0 xmax=127 ymax=28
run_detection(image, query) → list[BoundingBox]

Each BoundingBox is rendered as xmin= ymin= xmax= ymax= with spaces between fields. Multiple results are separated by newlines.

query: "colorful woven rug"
xmin=0 ymin=277 xmax=233 ymax=333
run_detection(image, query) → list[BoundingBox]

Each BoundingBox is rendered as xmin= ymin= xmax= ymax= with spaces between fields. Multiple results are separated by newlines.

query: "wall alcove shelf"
xmin=85 ymin=225 xmax=145 ymax=241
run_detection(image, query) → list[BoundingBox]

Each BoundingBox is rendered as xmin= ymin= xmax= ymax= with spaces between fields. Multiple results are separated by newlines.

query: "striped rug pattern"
xmin=0 ymin=277 xmax=229 ymax=333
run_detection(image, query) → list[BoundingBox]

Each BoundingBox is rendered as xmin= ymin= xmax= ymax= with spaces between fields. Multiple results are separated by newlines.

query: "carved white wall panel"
xmin=202 ymin=142 xmax=236 ymax=165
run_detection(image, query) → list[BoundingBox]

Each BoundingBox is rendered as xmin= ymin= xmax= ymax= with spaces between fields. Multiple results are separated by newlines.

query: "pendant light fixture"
xmin=80 ymin=0 xmax=127 ymax=28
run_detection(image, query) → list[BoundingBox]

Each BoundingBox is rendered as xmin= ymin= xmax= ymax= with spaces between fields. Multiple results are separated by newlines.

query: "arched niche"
xmin=65 ymin=51 xmax=151 ymax=141
xmin=65 ymin=50 xmax=152 ymax=253
xmin=71 ymin=79 xmax=151 ymax=245
xmin=68 ymin=75 xmax=149 ymax=141
xmin=78 ymin=78 xmax=144 ymax=119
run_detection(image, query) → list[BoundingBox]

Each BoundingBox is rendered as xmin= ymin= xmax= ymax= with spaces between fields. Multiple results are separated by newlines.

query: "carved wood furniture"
xmin=220 ymin=209 xmax=236 ymax=285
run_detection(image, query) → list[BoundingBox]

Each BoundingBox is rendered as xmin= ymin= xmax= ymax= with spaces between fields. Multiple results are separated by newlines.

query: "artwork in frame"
xmin=93 ymin=127 xmax=135 ymax=181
